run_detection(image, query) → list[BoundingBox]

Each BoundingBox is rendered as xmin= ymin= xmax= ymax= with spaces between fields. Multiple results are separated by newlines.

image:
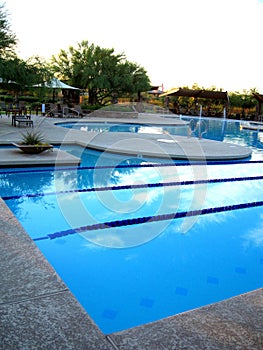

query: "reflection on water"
xmin=2 ymin=156 xmax=263 ymax=244
xmin=182 ymin=117 xmax=263 ymax=151
xmin=1 ymin=117 xmax=263 ymax=333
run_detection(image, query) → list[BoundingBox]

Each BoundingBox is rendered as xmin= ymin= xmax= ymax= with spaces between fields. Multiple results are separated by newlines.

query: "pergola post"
xmin=252 ymin=93 xmax=263 ymax=121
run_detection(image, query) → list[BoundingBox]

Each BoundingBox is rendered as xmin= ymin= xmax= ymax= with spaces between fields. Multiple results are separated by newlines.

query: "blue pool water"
xmin=1 ymin=118 xmax=263 ymax=334
xmin=57 ymin=117 xmax=263 ymax=156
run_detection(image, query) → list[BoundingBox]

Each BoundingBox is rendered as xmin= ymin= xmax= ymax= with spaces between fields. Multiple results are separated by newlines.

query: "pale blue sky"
xmin=4 ymin=0 xmax=263 ymax=92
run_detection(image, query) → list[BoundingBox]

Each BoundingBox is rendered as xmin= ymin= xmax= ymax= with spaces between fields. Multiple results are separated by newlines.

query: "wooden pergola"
xmin=160 ymin=88 xmax=229 ymax=117
xmin=252 ymin=93 xmax=263 ymax=120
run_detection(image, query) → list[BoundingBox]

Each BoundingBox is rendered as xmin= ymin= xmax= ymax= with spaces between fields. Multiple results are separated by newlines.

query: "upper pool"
xmin=56 ymin=117 xmax=263 ymax=158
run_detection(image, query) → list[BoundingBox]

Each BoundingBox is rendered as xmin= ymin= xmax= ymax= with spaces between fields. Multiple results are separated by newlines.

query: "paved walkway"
xmin=0 ymin=113 xmax=262 ymax=349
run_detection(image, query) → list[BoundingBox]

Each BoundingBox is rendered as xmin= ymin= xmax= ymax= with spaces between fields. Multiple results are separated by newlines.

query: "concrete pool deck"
xmin=0 ymin=113 xmax=262 ymax=349
xmin=0 ymin=113 xmax=252 ymax=164
xmin=0 ymin=147 xmax=81 ymax=167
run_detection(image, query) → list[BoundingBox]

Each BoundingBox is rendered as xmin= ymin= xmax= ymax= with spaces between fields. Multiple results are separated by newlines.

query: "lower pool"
xmin=1 ymin=117 xmax=263 ymax=334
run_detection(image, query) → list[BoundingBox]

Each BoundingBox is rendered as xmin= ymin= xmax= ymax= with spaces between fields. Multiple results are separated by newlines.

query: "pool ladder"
xmin=188 ymin=119 xmax=208 ymax=139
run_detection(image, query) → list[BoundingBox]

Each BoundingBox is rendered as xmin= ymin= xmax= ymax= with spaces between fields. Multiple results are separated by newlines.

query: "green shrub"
xmin=19 ymin=96 xmax=39 ymax=103
xmin=81 ymin=104 xmax=101 ymax=111
xmin=20 ymin=129 xmax=46 ymax=145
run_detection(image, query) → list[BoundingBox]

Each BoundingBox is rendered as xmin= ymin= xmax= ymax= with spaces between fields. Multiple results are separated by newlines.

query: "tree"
xmin=0 ymin=3 xmax=16 ymax=56
xmin=51 ymin=40 xmax=151 ymax=105
xmin=229 ymin=89 xmax=257 ymax=118
xmin=0 ymin=55 xmax=51 ymax=92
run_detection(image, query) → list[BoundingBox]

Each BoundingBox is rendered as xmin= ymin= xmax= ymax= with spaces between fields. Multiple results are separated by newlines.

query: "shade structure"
xmin=252 ymin=92 xmax=263 ymax=103
xmin=34 ymin=78 xmax=79 ymax=90
xmin=252 ymin=93 xmax=263 ymax=118
xmin=159 ymin=87 xmax=229 ymax=117
xmin=160 ymin=87 xmax=228 ymax=101
xmin=33 ymin=78 xmax=80 ymax=104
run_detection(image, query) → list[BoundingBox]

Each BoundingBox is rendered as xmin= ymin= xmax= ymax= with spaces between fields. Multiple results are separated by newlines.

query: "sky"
xmin=3 ymin=0 xmax=263 ymax=92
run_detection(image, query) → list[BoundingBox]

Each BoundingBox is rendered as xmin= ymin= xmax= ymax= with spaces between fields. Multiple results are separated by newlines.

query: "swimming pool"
xmin=1 ymin=118 xmax=263 ymax=334
xmin=57 ymin=117 xmax=263 ymax=157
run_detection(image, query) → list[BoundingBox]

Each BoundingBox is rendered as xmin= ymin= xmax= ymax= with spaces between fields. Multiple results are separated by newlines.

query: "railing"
xmin=62 ymin=106 xmax=80 ymax=117
xmin=188 ymin=118 xmax=208 ymax=139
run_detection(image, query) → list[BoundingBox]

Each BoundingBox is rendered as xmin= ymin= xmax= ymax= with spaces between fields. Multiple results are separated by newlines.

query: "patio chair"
xmin=73 ymin=105 xmax=84 ymax=117
xmin=6 ymin=103 xmax=14 ymax=117
xmin=18 ymin=101 xmax=27 ymax=116
xmin=62 ymin=104 xmax=84 ymax=118
xmin=46 ymin=103 xmax=63 ymax=117
xmin=0 ymin=102 xmax=7 ymax=117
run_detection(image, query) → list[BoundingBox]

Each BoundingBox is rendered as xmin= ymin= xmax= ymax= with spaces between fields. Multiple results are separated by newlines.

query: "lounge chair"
xmin=46 ymin=104 xmax=63 ymax=117
xmin=62 ymin=104 xmax=84 ymax=118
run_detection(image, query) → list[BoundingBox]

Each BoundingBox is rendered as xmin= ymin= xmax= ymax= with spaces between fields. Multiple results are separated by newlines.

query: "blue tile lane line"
xmin=175 ymin=287 xmax=188 ymax=296
xmin=1 ymin=159 xmax=263 ymax=175
xmin=2 ymin=175 xmax=263 ymax=201
xmin=102 ymin=309 xmax=118 ymax=320
xmin=235 ymin=267 xmax=247 ymax=274
xmin=207 ymin=276 xmax=219 ymax=285
xmin=140 ymin=298 xmax=155 ymax=308
xmin=33 ymin=200 xmax=263 ymax=242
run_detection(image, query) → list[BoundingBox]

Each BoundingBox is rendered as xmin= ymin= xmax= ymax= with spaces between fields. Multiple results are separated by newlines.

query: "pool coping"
xmin=0 ymin=147 xmax=81 ymax=167
xmin=0 ymin=114 xmax=263 ymax=349
xmin=84 ymin=132 xmax=252 ymax=160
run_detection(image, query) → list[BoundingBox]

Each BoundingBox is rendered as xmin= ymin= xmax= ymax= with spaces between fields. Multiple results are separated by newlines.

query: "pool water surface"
xmin=1 ymin=117 xmax=263 ymax=333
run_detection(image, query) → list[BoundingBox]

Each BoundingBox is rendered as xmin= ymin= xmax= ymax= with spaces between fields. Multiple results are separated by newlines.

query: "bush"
xmin=81 ymin=104 xmax=101 ymax=111
xmin=19 ymin=96 xmax=39 ymax=103
xmin=3 ymin=95 xmax=13 ymax=102
xmin=20 ymin=129 xmax=46 ymax=145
